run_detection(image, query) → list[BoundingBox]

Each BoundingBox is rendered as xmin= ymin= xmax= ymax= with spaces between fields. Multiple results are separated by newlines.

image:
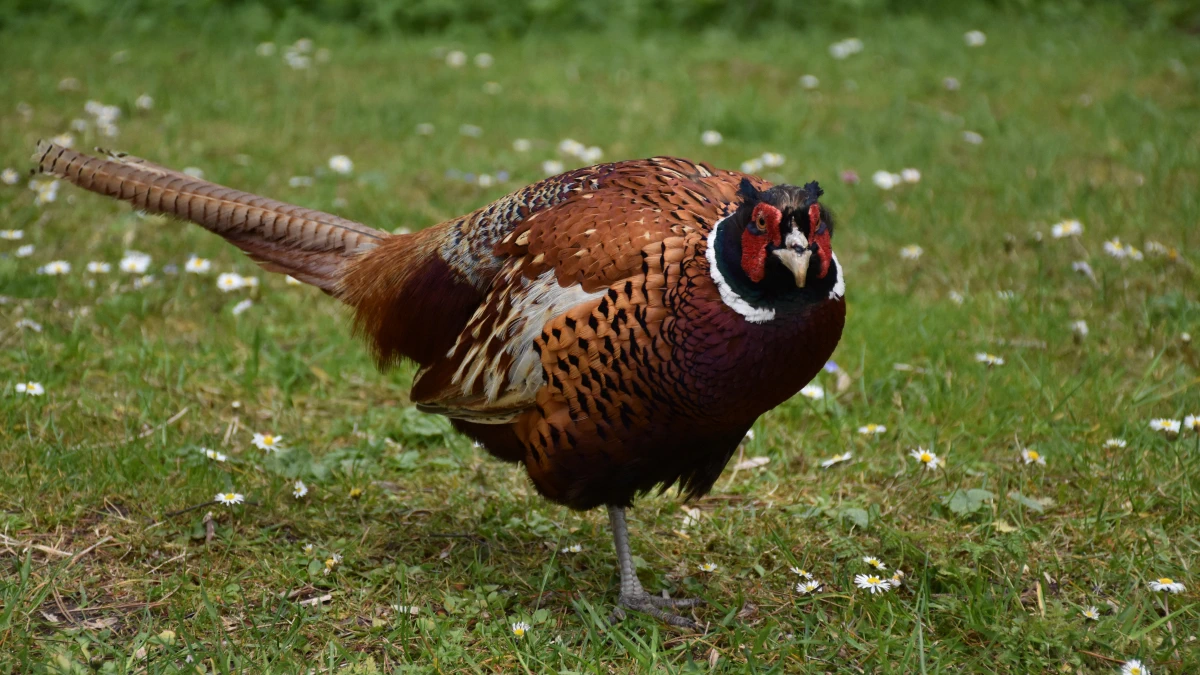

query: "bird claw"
xmin=608 ymin=592 xmax=704 ymax=630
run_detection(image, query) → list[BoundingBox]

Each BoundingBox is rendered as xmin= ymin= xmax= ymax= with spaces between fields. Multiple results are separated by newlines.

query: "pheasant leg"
xmin=606 ymin=506 xmax=703 ymax=629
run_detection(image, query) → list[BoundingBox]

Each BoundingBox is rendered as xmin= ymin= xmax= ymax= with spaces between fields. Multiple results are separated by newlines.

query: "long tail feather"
xmin=33 ymin=141 xmax=388 ymax=292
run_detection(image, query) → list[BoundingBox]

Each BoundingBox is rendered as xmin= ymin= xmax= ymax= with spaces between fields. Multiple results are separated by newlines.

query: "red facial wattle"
xmin=740 ymin=203 xmax=782 ymax=283
xmin=809 ymin=203 xmax=832 ymax=279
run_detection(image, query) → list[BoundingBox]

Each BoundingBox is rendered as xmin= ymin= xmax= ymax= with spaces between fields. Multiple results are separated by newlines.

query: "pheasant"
xmin=33 ymin=141 xmax=845 ymax=628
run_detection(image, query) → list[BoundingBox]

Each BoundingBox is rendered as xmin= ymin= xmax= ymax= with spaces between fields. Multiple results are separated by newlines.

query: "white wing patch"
xmin=705 ymin=214 xmax=777 ymax=324
xmin=829 ymin=252 xmax=846 ymax=300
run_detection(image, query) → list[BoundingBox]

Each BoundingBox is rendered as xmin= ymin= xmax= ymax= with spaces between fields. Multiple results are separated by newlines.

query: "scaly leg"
xmin=606 ymin=505 xmax=703 ymax=629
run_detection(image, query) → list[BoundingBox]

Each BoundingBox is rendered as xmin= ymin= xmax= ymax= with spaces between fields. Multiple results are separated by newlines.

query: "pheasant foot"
xmin=606 ymin=505 xmax=704 ymax=630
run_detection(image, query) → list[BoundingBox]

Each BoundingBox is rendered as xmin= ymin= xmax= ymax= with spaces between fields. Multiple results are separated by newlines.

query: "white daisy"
xmin=86 ymin=261 xmax=111 ymax=273
xmin=132 ymin=274 xmax=155 ymax=289
xmin=216 ymin=273 xmax=245 ymax=292
xmin=1021 ymin=448 xmax=1046 ymax=465
xmin=231 ymin=299 xmax=253 ymax=316
xmin=1147 ymin=578 xmax=1185 ymax=593
xmin=964 ymin=30 xmax=987 ymax=47
xmin=184 ymin=256 xmax=212 ymax=273
xmin=789 ymin=566 xmax=812 ymax=579
xmin=1104 ymin=438 xmax=1127 ymax=448
xmin=15 ymin=318 xmax=42 ymax=332
xmin=1183 ymin=415 xmax=1199 ymax=432
xmin=15 ymin=245 xmax=34 ymax=257
xmin=558 ymin=139 xmax=585 ymax=156
xmin=512 ymin=138 xmax=532 ymax=152
xmin=900 ymin=245 xmax=923 ymax=260
xmin=872 ymin=170 xmax=900 ymax=190
xmin=1050 ymin=220 xmax=1083 ymax=238
xmin=119 ymin=251 xmax=151 ymax=274
xmin=285 ymin=275 xmax=303 ymax=285
xmin=15 ymin=382 xmax=45 ymax=396
xmin=819 ymin=451 xmax=853 ymax=468
xmin=975 ymin=352 xmax=1005 ymax=366
xmin=473 ymin=52 xmax=494 ymax=68
xmin=0 ymin=169 xmax=19 ymax=186
xmin=949 ymin=290 xmax=965 ymax=305
xmin=857 ymin=424 xmax=887 ymax=435
xmin=293 ymin=480 xmax=308 ymax=498
xmin=0 ymin=229 xmax=22 ymax=239
xmin=203 ymin=448 xmax=227 ymax=462
xmin=256 ymin=42 xmax=276 ymax=56
xmin=415 ymin=123 xmax=435 ymax=135
xmin=288 ymin=176 xmax=314 ymax=188
xmin=943 ymin=76 xmax=960 ymax=90
xmin=962 ymin=131 xmax=984 ymax=145
xmin=700 ymin=130 xmax=723 ymax=146
xmin=511 ymin=621 xmax=531 ymax=637
xmin=328 ymin=155 xmax=353 ymax=175
xmin=135 ymin=94 xmax=154 ymax=110
xmin=900 ymin=168 xmax=921 ymax=183
xmin=1121 ymin=659 xmax=1149 ymax=675
xmin=1082 ymin=606 xmax=1100 ymax=620
xmin=697 ymin=562 xmax=719 ymax=573
xmin=560 ymin=543 xmax=582 ymax=554
xmin=760 ymin=152 xmax=785 ymax=168
xmin=542 ymin=159 xmax=564 ymax=175
xmin=854 ymin=574 xmax=893 ymax=594
xmin=302 ymin=543 xmax=314 ymax=555
xmin=862 ymin=556 xmax=887 ymax=571
xmin=799 ymin=384 xmax=824 ymax=400
xmin=1104 ymin=238 xmax=1133 ymax=259
xmin=799 ymin=74 xmax=820 ymax=90
xmin=459 ymin=124 xmax=483 ymax=138
xmin=580 ymin=146 xmax=603 ymax=163
xmin=444 ymin=50 xmax=466 ymax=67
xmin=393 ymin=605 xmax=419 ymax=616
xmin=1071 ymin=320 xmax=1089 ymax=337
xmin=214 ymin=492 xmax=244 ymax=505
xmin=909 ymin=448 xmax=942 ymax=470
xmin=795 ymin=579 xmax=823 ymax=594
xmin=890 ymin=570 xmax=905 ymax=587
xmin=1149 ymin=418 xmax=1181 ymax=434
xmin=252 ymin=433 xmax=282 ymax=451
xmin=38 ymin=261 xmax=71 ymax=275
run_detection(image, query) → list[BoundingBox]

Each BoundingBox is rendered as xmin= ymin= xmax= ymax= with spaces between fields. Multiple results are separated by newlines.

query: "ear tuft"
xmin=803 ymin=180 xmax=824 ymax=205
xmin=738 ymin=177 xmax=761 ymax=201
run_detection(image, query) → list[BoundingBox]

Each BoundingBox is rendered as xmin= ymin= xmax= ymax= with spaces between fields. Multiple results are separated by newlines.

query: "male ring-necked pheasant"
xmin=34 ymin=142 xmax=845 ymax=628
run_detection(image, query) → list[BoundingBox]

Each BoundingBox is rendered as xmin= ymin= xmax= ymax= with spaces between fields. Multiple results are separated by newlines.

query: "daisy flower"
xmin=862 ymin=556 xmax=887 ymax=571
xmin=1050 ymin=220 xmax=1083 ymax=238
xmin=963 ymin=30 xmax=986 ymax=47
xmin=0 ymin=169 xmax=19 ymax=186
xmin=32 ymin=179 xmax=59 ymax=205
xmin=328 ymin=155 xmax=353 ymax=175
xmin=1121 ymin=659 xmax=1149 ymax=675
xmin=975 ymin=352 xmax=1004 ymax=366
xmin=285 ymin=275 xmax=303 ymax=285
xmin=857 ymin=423 xmax=887 ymax=435
xmin=15 ymin=382 xmax=45 ymax=396
xmin=900 ymin=168 xmax=921 ymax=183
xmin=943 ymin=76 xmax=960 ymax=90
xmin=38 ymin=261 xmax=71 ymax=275
xmin=799 ymin=74 xmax=819 ymax=89
xmin=561 ymin=543 xmax=582 ymax=554
xmin=1148 ymin=578 xmax=1185 ymax=593
xmin=1183 ymin=415 xmax=1199 ymax=432
xmin=1071 ymin=320 xmax=1089 ymax=338
xmin=86 ymin=261 xmax=111 ymax=273
xmin=697 ymin=562 xmax=719 ymax=573
xmin=415 ymin=123 xmax=435 ymax=135
xmin=293 ymin=480 xmax=308 ymax=498
xmin=214 ymin=492 xmax=244 ymax=505
xmin=302 ymin=543 xmax=314 ymax=555
xmin=700 ymin=130 xmax=723 ymax=146
xmin=184 ymin=256 xmax=212 ymax=273
xmin=252 ymin=432 xmax=283 ymax=451
xmin=854 ymin=574 xmax=893 ymax=594
xmin=231 ymin=299 xmax=253 ymax=315
xmin=135 ymin=94 xmax=154 ymax=110
xmin=1149 ymin=419 xmax=1181 ymax=434
xmin=909 ymin=447 xmax=942 ymax=470
xmin=900 ymin=245 xmax=924 ymax=260
xmin=795 ymin=579 xmax=822 ymax=594
xmin=16 ymin=245 xmax=34 ymax=257
xmin=203 ymin=448 xmax=227 ymax=462
xmin=790 ymin=566 xmax=813 ymax=579
xmin=872 ymin=170 xmax=900 ymax=190
xmin=799 ymin=383 xmax=824 ymax=400
xmin=1082 ymin=606 xmax=1100 ymax=620
xmin=819 ymin=451 xmax=853 ymax=468
xmin=1020 ymin=448 xmax=1046 ymax=465
xmin=962 ymin=131 xmax=984 ymax=145
xmin=511 ymin=621 xmax=531 ymax=638
xmin=394 ymin=605 xmax=419 ymax=616
xmin=949 ymin=290 xmax=965 ymax=305
xmin=473 ymin=52 xmax=494 ymax=68
xmin=760 ymin=152 xmax=785 ymax=168
xmin=0 ymin=229 xmax=22 ymax=240
xmin=444 ymin=50 xmax=466 ymax=67
xmin=890 ymin=570 xmax=905 ymax=587
xmin=1104 ymin=439 xmax=1127 ymax=448
xmin=216 ymin=273 xmax=244 ymax=291
xmin=542 ymin=159 xmax=564 ymax=175
xmin=119 ymin=251 xmax=151 ymax=274
xmin=15 ymin=318 xmax=42 ymax=332
xmin=323 ymin=554 xmax=341 ymax=575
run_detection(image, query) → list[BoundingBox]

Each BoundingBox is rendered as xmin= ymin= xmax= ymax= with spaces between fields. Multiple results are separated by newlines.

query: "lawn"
xmin=1 ymin=9 xmax=1198 ymax=674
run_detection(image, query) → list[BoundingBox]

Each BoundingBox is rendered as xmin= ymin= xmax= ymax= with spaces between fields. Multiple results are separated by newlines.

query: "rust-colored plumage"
xmin=35 ymin=141 xmax=845 ymax=628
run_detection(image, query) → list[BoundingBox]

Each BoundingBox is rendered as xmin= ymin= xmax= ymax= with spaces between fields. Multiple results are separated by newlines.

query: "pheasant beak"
xmin=772 ymin=230 xmax=813 ymax=288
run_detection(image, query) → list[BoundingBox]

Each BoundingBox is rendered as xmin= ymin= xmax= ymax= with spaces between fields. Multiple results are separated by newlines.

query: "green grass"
xmin=2 ymin=10 xmax=1199 ymax=674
